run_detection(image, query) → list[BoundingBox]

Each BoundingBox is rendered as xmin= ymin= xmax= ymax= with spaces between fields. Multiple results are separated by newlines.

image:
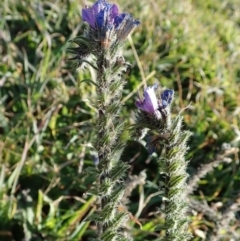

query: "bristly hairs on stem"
xmin=133 ymin=84 xmax=192 ymax=240
xmin=68 ymin=1 xmax=140 ymax=240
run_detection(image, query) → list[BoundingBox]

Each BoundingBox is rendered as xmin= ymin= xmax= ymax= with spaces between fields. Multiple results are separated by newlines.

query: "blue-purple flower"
xmin=159 ymin=89 xmax=174 ymax=109
xmin=82 ymin=0 xmax=140 ymax=42
xmin=136 ymin=84 xmax=159 ymax=114
xmin=82 ymin=0 xmax=117 ymax=28
xmin=136 ymin=85 xmax=174 ymax=115
xmin=115 ymin=13 xmax=140 ymax=41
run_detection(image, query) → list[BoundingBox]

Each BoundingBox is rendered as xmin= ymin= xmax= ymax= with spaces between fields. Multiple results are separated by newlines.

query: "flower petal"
xmin=160 ymin=89 xmax=174 ymax=108
xmin=82 ymin=8 xmax=96 ymax=27
xmin=82 ymin=0 xmax=109 ymax=27
xmin=115 ymin=13 xmax=140 ymax=41
xmin=109 ymin=4 xmax=119 ymax=20
xmin=136 ymin=85 xmax=158 ymax=114
xmin=96 ymin=4 xmax=119 ymax=29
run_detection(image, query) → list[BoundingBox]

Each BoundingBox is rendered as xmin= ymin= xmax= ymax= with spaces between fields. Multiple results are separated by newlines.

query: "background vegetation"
xmin=0 ymin=0 xmax=240 ymax=240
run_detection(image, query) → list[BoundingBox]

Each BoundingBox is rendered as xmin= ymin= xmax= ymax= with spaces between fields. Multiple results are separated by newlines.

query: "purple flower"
xmin=82 ymin=0 xmax=118 ymax=28
xmin=136 ymin=84 xmax=159 ymax=114
xmin=95 ymin=4 xmax=119 ymax=29
xmin=82 ymin=0 xmax=140 ymax=42
xmin=136 ymin=85 xmax=175 ymax=116
xmin=159 ymin=89 xmax=174 ymax=109
xmin=115 ymin=13 xmax=140 ymax=41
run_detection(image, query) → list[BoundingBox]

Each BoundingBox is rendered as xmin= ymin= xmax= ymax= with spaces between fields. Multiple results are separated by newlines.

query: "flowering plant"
xmin=69 ymin=1 xmax=191 ymax=240
xmin=134 ymin=84 xmax=192 ymax=240
xmin=69 ymin=0 xmax=140 ymax=240
xmin=82 ymin=0 xmax=140 ymax=44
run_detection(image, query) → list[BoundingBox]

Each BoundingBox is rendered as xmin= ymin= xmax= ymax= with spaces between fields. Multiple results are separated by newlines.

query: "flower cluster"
xmin=82 ymin=0 xmax=140 ymax=46
xmin=69 ymin=0 xmax=140 ymax=68
xmin=136 ymin=84 xmax=174 ymax=119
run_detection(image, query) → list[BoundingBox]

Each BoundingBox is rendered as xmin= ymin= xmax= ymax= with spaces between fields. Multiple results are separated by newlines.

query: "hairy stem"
xmin=134 ymin=109 xmax=192 ymax=240
xmin=95 ymin=47 xmax=130 ymax=240
xmin=162 ymin=116 xmax=191 ymax=241
xmin=97 ymin=51 xmax=109 ymax=234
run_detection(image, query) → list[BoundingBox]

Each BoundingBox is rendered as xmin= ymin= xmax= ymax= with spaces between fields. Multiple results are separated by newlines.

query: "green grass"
xmin=0 ymin=0 xmax=240 ymax=240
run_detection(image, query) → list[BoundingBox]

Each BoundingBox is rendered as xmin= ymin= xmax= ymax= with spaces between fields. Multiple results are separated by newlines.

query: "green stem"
xmin=161 ymin=117 xmax=192 ymax=241
xmin=97 ymin=50 xmax=110 ymax=235
xmin=94 ymin=47 xmax=130 ymax=240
